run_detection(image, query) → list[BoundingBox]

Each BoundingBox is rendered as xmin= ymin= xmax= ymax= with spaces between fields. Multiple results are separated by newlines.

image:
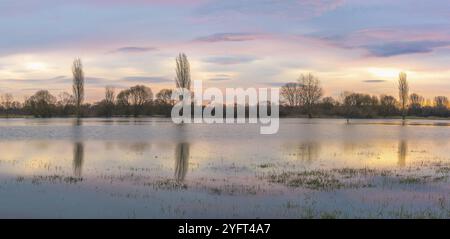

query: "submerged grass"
xmin=265 ymin=166 xmax=449 ymax=191
xmin=258 ymin=163 xmax=275 ymax=169
xmin=398 ymin=176 xmax=427 ymax=184
xmin=436 ymin=167 xmax=450 ymax=174
xmin=267 ymin=170 xmax=344 ymax=190
xmin=144 ymin=179 xmax=188 ymax=190
xmin=14 ymin=175 xmax=84 ymax=185
xmin=208 ymin=184 xmax=262 ymax=196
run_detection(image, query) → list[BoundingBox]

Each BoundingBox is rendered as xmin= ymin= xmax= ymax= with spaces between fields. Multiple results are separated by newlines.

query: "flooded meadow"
xmin=0 ymin=118 xmax=449 ymax=218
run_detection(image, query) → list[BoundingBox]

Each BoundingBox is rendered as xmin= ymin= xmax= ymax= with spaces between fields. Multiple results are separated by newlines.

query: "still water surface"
xmin=0 ymin=118 xmax=449 ymax=218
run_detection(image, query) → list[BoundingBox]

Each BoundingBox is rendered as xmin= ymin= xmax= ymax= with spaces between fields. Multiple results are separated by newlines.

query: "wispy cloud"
xmin=122 ymin=76 xmax=171 ymax=83
xmin=208 ymin=77 xmax=231 ymax=81
xmin=49 ymin=75 xmax=69 ymax=81
xmin=85 ymin=77 xmax=112 ymax=85
xmin=203 ymin=56 xmax=259 ymax=65
xmin=314 ymin=27 xmax=450 ymax=57
xmin=1 ymin=76 xmax=70 ymax=85
xmin=363 ymin=41 xmax=450 ymax=57
xmin=87 ymin=0 xmax=204 ymax=6
xmin=0 ymin=76 xmax=118 ymax=89
xmin=206 ymin=73 xmax=233 ymax=81
xmin=363 ymin=80 xmax=386 ymax=83
xmin=21 ymin=87 xmax=67 ymax=92
xmin=264 ymin=82 xmax=285 ymax=87
xmin=194 ymin=33 xmax=266 ymax=43
xmin=195 ymin=0 xmax=344 ymax=19
xmin=110 ymin=46 xmax=157 ymax=54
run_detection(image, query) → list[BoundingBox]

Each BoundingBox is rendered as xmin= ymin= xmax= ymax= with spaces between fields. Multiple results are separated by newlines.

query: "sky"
xmin=1 ymin=0 xmax=450 ymax=102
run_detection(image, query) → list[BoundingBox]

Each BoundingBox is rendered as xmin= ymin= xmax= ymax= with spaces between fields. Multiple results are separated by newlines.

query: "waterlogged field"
xmin=0 ymin=118 xmax=449 ymax=218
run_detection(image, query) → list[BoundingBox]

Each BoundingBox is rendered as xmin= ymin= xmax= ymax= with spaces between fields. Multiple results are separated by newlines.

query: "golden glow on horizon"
xmin=25 ymin=62 xmax=48 ymax=71
xmin=1 ymin=51 xmax=449 ymax=102
xmin=367 ymin=67 xmax=403 ymax=79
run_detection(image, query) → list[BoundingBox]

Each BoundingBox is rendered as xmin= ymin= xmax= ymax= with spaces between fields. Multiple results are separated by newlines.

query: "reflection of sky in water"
xmin=0 ymin=118 xmax=449 ymax=218
xmin=0 ymin=118 xmax=449 ymax=179
xmin=0 ymin=137 xmax=446 ymax=179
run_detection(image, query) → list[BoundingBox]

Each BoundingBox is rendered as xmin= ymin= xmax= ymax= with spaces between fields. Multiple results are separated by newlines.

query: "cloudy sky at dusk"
xmin=1 ymin=0 xmax=450 ymax=102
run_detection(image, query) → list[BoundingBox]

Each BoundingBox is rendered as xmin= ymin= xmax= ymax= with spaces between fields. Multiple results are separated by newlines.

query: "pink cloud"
xmin=194 ymin=0 xmax=345 ymax=20
xmin=350 ymin=27 xmax=450 ymax=43
xmin=193 ymin=32 xmax=270 ymax=43
xmin=85 ymin=0 xmax=206 ymax=6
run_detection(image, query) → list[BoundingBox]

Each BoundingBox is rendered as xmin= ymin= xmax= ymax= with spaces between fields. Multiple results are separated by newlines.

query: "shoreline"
xmin=1 ymin=115 xmax=450 ymax=121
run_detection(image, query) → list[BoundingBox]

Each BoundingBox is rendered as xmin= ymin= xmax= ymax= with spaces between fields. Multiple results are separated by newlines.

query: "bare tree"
xmin=103 ymin=86 xmax=116 ymax=117
xmin=298 ymin=73 xmax=323 ymax=118
xmin=434 ymin=96 xmax=449 ymax=108
xmin=280 ymin=82 xmax=301 ymax=107
xmin=116 ymin=89 xmax=131 ymax=115
xmin=72 ymin=58 xmax=85 ymax=118
xmin=156 ymin=89 xmax=174 ymax=105
xmin=340 ymin=91 xmax=352 ymax=123
xmin=398 ymin=72 xmax=409 ymax=121
xmin=129 ymin=85 xmax=153 ymax=114
xmin=409 ymin=93 xmax=424 ymax=115
xmin=409 ymin=93 xmax=424 ymax=108
xmin=117 ymin=85 xmax=153 ymax=116
xmin=1 ymin=93 xmax=13 ymax=117
xmin=58 ymin=92 xmax=74 ymax=106
xmin=321 ymin=96 xmax=337 ymax=111
xmin=105 ymin=86 xmax=115 ymax=105
xmin=343 ymin=92 xmax=378 ymax=120
xmin=116 ymin=90 xmax=130 ymax=105
xmin=57 ymin=92 xmax=74 ymax=115
xmin=379 ymin=94 xmax=398 ymax=117
xmin=24 ymin=90 xmax=57 ymax=117
xmin=175 ymin=53 xmax=191 ymax=90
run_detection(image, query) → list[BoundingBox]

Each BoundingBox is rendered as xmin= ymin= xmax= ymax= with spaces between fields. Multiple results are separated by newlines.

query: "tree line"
xmin=0 ymin=84 xmax=176 ymax=118
xmin=0 ymin=54 xmax=449 ymax=119
xmin=0 ymin=55 xmax=184 ymax=118
xmin=279 ymin=72 xmax=450 ymax=119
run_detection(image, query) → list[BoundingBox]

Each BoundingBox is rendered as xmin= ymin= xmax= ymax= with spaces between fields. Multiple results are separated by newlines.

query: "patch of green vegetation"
xmin=145 ymin=179 xmax=187 ymax=190
xmin=267 ymin=170 xmax=344 ymax=191
xmin=333 ymin=167 xmax=393 ymax=177
xmin=16 ymin=176 xmax=25 ymax=182
xmin=398 ymin=176 xmax=426 ymax=184
xmin=209 ymin=187 xmax=222 ymax=195
xmin=208 ymin=184 xmax=259 ymax=196
xmin=432 ymin=176 xmax=448 ymax=182
xmin=0 ymin=115 xmax=31 ymax=118
xmin=319 ymin=210 xmax=343 ymax=219
xmin=284 ymin=201 xmax=299 ymax=209
xmin=26 ymin=175 xmax=83 ymax=185
xmin=388 ymin=206 xmax=446 ymax=219
xmin=258 ymin=163 xmax=275 ymax=169
xmin=436 ymin=167 xmax=450 ymax=174
xmin=265 ymin=165 xmax=448 ymax=192
xmin=287 ymin=177 xmax=343 ymax=190
xmin=63 ymin=177 xmax=83 ymax=184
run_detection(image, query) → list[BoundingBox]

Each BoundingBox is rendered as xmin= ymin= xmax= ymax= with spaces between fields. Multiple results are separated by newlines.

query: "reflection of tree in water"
xmin=343 ymin=141 xmax=358 ymax=154
xmin=398 ymin=140 xmax=407 ymax=167
xmin=174 ymin=142 xmax=190 ymax=182
xmin=118 ymin=142 xmax=151 ymax=154
xmin=296 ymin=142 xmax=320 ymax=162
xmin=129 ymin=142 xmax=150 ymax=153
xmin=73 ymin=142 xmax=84 ymax=177
xmin=74 ymin=118 xmax=82 ymax=126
